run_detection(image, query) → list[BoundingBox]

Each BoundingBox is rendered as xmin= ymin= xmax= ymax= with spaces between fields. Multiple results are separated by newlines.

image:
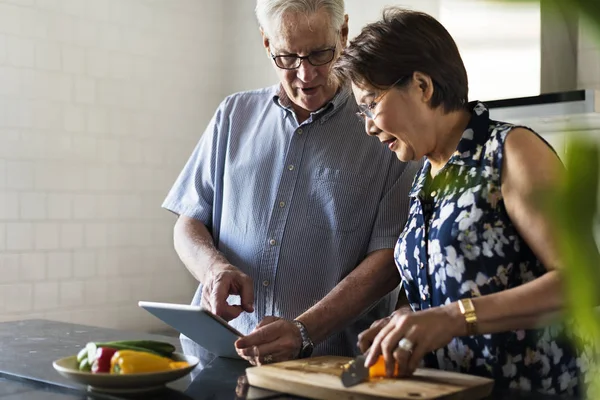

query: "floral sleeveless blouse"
xmin=394 ymin=102 xmax=581 ymax=396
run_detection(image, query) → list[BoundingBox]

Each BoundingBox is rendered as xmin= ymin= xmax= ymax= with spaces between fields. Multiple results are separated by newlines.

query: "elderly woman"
xmin=333 ymin=7 xmax=581 ymax=396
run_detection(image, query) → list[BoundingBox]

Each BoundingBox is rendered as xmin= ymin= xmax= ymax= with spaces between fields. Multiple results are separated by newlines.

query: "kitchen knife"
xmin=341 ymin=354 xmax=399 ymax=388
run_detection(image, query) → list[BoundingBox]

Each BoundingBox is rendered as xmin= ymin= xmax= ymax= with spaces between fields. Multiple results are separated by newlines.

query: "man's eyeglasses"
xmin=356 ymin=76 xmax=409 ymax=121
xmin=270 ymin=47 xmax=336 ymax=70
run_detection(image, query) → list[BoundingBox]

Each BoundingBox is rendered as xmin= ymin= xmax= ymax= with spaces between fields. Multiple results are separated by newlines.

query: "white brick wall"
xmin=0 ymin=0 xmax=224 ymax=331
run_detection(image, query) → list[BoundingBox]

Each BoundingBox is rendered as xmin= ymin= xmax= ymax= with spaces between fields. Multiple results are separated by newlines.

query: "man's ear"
xmin=340 ymin=14 xmax=349 ymax=47
xmin=260 ymin=27 xmax=270 ymax=56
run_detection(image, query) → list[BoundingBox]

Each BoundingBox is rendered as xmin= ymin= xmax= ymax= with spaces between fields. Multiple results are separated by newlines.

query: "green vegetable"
xmin=98 ymin=340 xmax=175 ymax=356
xmin=76 ymin=347 xmax=88 ymax=363
xmin=79 ymin=357 xmax=91 ymax=372
xmin=86 ymin=342 xmax=98 ymax=365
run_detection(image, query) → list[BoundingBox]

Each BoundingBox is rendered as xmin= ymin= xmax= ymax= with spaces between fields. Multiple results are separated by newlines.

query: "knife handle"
xmin=369 ymin=355 xmax=399 ymax=378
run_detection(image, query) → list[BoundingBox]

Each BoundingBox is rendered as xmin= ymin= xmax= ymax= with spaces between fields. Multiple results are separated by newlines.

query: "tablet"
xmin=138 ymin=301 xmax=243 ymax=359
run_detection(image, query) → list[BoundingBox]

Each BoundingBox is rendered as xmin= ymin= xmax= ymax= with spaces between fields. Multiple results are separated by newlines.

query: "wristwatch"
xmin=292 ymin=320 xmax=314 ymax=359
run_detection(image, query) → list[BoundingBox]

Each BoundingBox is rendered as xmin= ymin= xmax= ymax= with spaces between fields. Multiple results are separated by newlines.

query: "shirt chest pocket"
xmin=307 ymin=168 xmax=368 ymax=232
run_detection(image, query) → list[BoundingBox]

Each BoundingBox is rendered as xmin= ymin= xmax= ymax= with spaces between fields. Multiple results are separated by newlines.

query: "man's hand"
xmin=202 ymin=263 xmax=254 ymax=321
xmin=234 ymin=317 xmax=302 ymax=365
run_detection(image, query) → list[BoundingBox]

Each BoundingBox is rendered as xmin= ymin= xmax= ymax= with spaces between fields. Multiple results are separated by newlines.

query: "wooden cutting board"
xmin=246 ymin=356 xmax=494 ymax=400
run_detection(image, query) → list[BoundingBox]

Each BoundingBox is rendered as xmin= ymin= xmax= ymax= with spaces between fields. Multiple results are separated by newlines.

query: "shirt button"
xmin=421 ymin=293 xmax=427 ymax=301
xmin=431 ymin=191 xmax=437 ymax=197
xmin=297 ymin=129 xmax=303 ymax=135
xmin=288 ymin=165 xmax=295 ymax=171
xmin=262 ymin=280 xmax=270 ymax=287
xmin=419 ymin=263 xmax=424 ymax=269
xmin=269 ymin=239 xmax=276 ymax=246
xmin=279 ymin=201 xmax=285 ymax=208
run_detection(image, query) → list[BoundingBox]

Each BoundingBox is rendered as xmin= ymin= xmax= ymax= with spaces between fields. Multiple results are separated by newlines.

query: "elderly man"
xmin=162 ymin=0 xmax=419 ymax=365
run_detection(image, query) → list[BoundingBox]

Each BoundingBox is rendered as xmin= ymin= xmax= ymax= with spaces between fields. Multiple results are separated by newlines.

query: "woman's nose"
xmin=365 ymin=118 xmax=380 ymax=136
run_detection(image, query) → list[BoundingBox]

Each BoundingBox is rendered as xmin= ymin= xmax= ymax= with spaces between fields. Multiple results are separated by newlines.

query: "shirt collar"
xmin=408 ymin=101 xmax=491 ymax=197
xmin=271 ymin=84 xmax=352 ymax=124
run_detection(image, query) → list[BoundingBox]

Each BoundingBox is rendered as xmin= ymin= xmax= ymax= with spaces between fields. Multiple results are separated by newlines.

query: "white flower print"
xmin=434 ymin=266 xmax=447 ymax=294
xmin=413 ymin=242 xmax=420 ymax=264
xmin=475 ymin=272 xmax=488 ymax=286
xmin=481 ymin=223 xmax=509 ymax=258
xmin=396 ymin=237 xmax=408 ymax=268
xmin=518 ymin=377 xmax=532 ymax=391
xmin=482 ymin=241 xmax=493 ymax=257
xmin=494 ymin=264 xmax=511 ymax=287
xmin=432 ymin=203 xmax=455 ymax=230
xmin=542 ymin=378 xmax=553 ymax=392
xmin=502 ymin=353 xmax=522 ymax=378
xmin=447 ymin=338 xmax=473 ymax=369
xmin=459 ymin=230 xmax=481 ymax=260
xmin=419 ymin=279 xmax=429 ymax=297
xmin=436 ymin=348 xmax=457 ymax=372
xmin=459 ymin=280 xmax=481 ymax=296
xmin=519 ymin=263 xmax=536 ymax=283
xmin=473 ymin=103 xmax=486 ymax=115
xmin=445 ymin=246 xmax=465 ymax=281
xmin=486 ymin=137 xmax=499 ymax=154
xmin=457 ymin=188 xmax=476 ymax=208
xmin=576 ymin=352 xmax=590 ymax=374
xmin=558 ymin=371 xmax=573 ymax=392
xmin=550 ymin=341 xmax=564 ymax=365
xmin=429 ymin=239 xmax=444 ymax=267
xmin=540 ymin=354 xmax=551 ymax=376
xmin=457 ymin=204 xmax=483 ymax=231
xmin=462 ymin=128 xmax=474 ymax=140
xmin=481 ymin=165 xmax=494 ymax=179
xmin=473 ymin=145 xmax=483 ymax=161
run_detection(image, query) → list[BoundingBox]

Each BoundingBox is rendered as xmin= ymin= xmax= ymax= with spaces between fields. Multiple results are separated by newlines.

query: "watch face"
xmin=300 ymin=343 xmax=314 ymax=358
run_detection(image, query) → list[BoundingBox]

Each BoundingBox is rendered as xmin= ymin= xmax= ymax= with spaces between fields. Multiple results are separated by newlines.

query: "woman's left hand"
xmin=364 ymin=305 xmax=462 ymax=377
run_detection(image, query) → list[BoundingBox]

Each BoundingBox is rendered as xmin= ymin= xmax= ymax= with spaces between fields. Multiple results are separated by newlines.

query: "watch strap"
xmin=458 ymin=298 xmax=478 ymax=336
xmin=292 ymin=320 xmax=314 ymax=358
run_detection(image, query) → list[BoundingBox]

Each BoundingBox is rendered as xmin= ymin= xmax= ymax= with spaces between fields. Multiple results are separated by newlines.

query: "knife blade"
xmin=341 ymin=355 xmax=370 ymax=387
xmin=340 ymin=355 xmax=399 ymax=388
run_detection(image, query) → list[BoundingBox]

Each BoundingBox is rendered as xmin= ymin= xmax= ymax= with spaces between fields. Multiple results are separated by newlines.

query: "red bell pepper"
xmin=91 ymin=347 xmax=118 ymax=373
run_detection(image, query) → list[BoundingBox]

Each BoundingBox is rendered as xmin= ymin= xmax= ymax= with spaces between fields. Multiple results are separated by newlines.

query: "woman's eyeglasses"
xmin=356 ymin=76 xmax=408 ymax=121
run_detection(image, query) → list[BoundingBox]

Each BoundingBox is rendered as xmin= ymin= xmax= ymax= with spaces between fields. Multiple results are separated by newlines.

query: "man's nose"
xmin=296 ymin=60 xmax=317 ymax=82
xmin=365 ymin=118 xmax=380 ymax=136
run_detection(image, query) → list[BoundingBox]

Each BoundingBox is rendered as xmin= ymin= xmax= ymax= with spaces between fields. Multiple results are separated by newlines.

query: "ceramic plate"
xmin=52 ymin=352 xmax=199 ymax=394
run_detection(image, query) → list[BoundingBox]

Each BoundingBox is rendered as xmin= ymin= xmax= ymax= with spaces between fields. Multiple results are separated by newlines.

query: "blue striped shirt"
xmin=162 ymin=84 xmax=419 ymax=357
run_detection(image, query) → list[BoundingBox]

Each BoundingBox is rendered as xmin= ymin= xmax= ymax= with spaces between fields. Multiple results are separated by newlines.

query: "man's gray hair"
xmin=256 ymin=0 xmax=345 ymax=39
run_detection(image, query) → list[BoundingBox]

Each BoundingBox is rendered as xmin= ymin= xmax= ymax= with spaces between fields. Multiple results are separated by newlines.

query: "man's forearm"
xmin=296 ymin=248 xmax=400 ymax=344
xmin=173 ymin=215 xmax=229 ymax=284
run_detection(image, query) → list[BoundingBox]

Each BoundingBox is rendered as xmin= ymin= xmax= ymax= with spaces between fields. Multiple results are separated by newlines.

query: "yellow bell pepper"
xmin=110 ymin=350 xmax=189 ymax=374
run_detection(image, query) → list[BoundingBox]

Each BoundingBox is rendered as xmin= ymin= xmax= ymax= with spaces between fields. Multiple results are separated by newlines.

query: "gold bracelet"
xmin=458 ymin=298 xmax=478 ymax=336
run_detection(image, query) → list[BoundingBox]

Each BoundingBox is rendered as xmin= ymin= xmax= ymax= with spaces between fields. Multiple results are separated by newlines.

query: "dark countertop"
xmin=0 ymin=319 xmax=578 ymax=400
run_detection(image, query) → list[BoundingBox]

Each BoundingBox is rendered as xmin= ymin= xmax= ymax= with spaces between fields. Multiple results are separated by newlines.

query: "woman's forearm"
xmin=444 ymin=270 xmax=564 ymax=336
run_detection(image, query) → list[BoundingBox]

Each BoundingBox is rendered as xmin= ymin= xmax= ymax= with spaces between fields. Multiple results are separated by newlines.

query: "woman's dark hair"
xmin=333 ymin=7 xmax=468 ymax=112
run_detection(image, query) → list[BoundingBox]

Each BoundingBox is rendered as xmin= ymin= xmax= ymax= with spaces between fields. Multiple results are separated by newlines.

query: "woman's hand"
xmin=357 ymin=306 xmax=412 ymax=353
xmin=364 ymin=304 xmax=463 ymax=377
